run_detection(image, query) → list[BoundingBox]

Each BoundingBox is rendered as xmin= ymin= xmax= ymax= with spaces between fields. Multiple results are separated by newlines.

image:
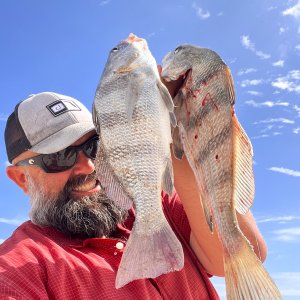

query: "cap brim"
xmin=30 ymin=122 xmax=96 ymax=154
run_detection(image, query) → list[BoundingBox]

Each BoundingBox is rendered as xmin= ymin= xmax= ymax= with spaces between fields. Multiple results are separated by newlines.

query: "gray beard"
xmin=26 ymin=172 xmax=128 ymax=239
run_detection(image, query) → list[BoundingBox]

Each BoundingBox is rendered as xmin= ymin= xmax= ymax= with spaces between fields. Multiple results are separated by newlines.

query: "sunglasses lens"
xmin=83 ymin=138 xmax=98 ymax=159
xmin=42 ymin=149 xmax=77 ymax=172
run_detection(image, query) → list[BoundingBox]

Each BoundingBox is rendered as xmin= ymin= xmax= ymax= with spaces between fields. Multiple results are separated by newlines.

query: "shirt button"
xmin=116 ymin=242 xmax=124 ymax=250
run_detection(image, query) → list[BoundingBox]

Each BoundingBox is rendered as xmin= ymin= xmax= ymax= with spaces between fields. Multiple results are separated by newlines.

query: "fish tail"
xmin=224 ymin=239 xmax=282 ymax=300
xmin=115 ymin=222 xmax=184 ymax=288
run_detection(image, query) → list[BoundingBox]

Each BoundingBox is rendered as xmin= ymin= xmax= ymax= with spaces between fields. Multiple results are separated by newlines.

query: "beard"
xmin=26 ymin=172 xmax=128 ymax=239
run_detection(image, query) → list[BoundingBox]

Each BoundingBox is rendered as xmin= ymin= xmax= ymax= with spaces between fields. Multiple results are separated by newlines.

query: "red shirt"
xmin=0 ymin=192 xmax=219 ymax=300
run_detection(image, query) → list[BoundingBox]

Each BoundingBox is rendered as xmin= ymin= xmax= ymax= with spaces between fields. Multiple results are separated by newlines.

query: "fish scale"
xmin=93 ymin=34 xmax=184 ymax=289
xmin=162 ymin=44 xmax=282 ymax=299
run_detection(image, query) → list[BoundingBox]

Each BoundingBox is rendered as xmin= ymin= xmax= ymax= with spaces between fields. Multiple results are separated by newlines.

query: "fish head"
xmin=101 ymin=33 xmax=157 ymax=80
xmin=162 ymin=45 xmax=226 ymax=84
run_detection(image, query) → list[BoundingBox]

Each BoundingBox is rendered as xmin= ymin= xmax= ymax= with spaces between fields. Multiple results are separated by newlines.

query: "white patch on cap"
xmin=46 ymin=100 xmax=81 ymax=117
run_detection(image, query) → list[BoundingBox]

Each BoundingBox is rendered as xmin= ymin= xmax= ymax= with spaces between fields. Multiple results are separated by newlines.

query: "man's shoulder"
xmin=0 ymin=221 xmax=79 ymax=261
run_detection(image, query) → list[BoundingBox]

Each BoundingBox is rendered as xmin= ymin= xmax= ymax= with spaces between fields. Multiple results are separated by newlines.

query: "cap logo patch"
xmin=46 ymin=100 xmax=81 ymax=117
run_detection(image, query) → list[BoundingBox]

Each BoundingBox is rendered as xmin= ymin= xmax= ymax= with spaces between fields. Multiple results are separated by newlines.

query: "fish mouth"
xmin=162 ymin=69 xmax=191 ymax=98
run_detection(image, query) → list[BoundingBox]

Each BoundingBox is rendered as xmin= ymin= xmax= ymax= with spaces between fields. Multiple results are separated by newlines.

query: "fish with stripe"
xmin=92 ymin=34 xmax=184 ymax=289
xmin=161 ymin=44 xmax=282 ymax=300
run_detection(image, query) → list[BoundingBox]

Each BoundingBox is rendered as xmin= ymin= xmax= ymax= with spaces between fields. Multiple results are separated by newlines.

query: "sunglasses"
xmin=15 ymin=135 xmax=99 ymax=173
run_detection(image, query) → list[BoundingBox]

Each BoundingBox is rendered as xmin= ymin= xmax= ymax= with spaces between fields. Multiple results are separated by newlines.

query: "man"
xmin=0 ymin=91 xmax=266 ymax=299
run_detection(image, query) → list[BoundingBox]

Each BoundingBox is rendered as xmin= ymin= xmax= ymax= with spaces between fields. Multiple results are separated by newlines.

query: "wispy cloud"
xmin=257 ymin=216 xmax=300 ymax=224
xmin=273 ymin=227 xmax=300 ymax=241
xmin=296 ymin=45 xmax=300 ymax=51
xmin=293 ymin=127 xmax=300 ymax=134
xmin=282 ymin=1 xmax=300 ymax=18
xmin=254 ymin=118 xmax=294 ymax=125
xmin=240 ymin=79 xmax=263 ymax=87
xmin=269 ymin=167 xmax=300 ymax=177
xmin=295 ymin=105 xmax=300 ymax=116
xmin=245 ymin=100 xmax=289 ymax=108
xmin=272 ymin=70 xmax=300 ymax=94
xmin=237 ymin=68 xmax=257 ymax=76
xmin=192 ymin=3 xmax=210 ymax=19
xmin=241 ymin=35 xmax=271 ymax=59
xmin=247 ymin=90 xmax=262 ymax=96
xmin=279 ymin=27 xmax=286 ymax=34
xmin=272 ymin=60 xmax=285 ymax=67
xmin=0 ymin=113 xmax=8 ymax=121
xmin=0 ymin=217 xmax=27 ymax=226
xmin=4 ymin=161 xmax=11 ymax=167
xmin=147 ymin=32 xmax=155 ymax=39
xmin=99 ymin=0 xmax=111 ymax=6
xmin=273 ymin=272 xmax=300 ymax=297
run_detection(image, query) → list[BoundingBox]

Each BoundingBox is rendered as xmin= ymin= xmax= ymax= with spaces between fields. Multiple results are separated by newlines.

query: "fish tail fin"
xmin=115 ymin=221 xmax=184 ymax=289
xmin=224 ymin=239 xmax=282 ymax=299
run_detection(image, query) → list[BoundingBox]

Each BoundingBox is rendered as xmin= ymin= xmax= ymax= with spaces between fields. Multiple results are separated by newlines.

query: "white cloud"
xmin=296 ymin=45 xmax=300 ymax=51
xmin=271 ymin=70 xmax=300 ymax=94
xmin=192 ymin=3 xmax=210 ymax=19
xmin=257 ymin=216 xmax=300 ymax=224
xmin=4 ymin=161 xmax=11 ymax=167
xmin=99 ymin=0 xmax=111 ymax=5
xmin=295 ymin=104 xmax=300 ymax=116
xmin=246 ymin=90 xmax=262 ymax=96
xmin=0 ymin=113 xmax=8 ymax=121
xmin=268 ymin=6 xmax=277 ymax=11
xmin=282 ymin=1 xmax=300 ymax=18
xmin=293 ymin=127 xmax=300 ymax=134
xmin=254 ymin=118 xmax=295 ymax=124
xmin=240 ymin=35 xmax=271 ymax=59
xmin=147 ymin=32 xmax=155 ymax=39
xmin=245 ymin=100 xmax=289 ymax=108
xmin=279 ymin=27 xmax=286 ymax=34
xmin=272 ymin=272 xmax=300 ymax=297
xmin=252 ymin=134 xmax=269 ymax=140
xmin=0 ymin=217 xmax=27 ymax=226
xmin=237 ymin=68 xmax=257 ymax=76
xmin=269 ymin=167 xmax=300 ymax=177
xmin=0 ymin=239 xmax=4 ymax=244
xmin=217 ymin=12 xmax=224 ymax=17
xmin=240 ymin=79 xmax=263 ymax=87
xmin=241 ymin=35 xmax=255 ymax=50
xmin=272 ymin=60 xmax=285 ymax=67
xmin=273 ymin=227 xmax=300 ymax=241
xmin=298 ymin=26 xmax=300 ymax=34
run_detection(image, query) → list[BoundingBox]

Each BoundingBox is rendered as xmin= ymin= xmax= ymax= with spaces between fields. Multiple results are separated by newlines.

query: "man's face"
xmin=20 ymin=132 xmax=128 ymax=238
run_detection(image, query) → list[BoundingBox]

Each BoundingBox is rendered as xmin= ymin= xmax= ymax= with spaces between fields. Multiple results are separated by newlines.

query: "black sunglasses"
xmin=15 ymin=135 xmax=99 ymax=173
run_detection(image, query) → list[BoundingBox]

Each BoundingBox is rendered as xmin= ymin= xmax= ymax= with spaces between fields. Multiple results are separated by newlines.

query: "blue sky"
xmin=0 ymin=0 xmax=299 ymax=298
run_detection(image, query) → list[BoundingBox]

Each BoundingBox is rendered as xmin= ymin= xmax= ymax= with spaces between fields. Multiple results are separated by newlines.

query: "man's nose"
xmin=70 ymin=151 xmax=95 ymax=176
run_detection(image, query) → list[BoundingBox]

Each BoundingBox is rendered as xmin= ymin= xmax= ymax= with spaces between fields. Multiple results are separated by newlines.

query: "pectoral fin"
xmin=232 ymin=114 xmax=255 ymax=214
xmin=161 ymin=157 xmax=174 ymax=196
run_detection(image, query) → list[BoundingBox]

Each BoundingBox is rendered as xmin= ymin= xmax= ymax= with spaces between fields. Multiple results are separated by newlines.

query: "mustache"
xmin=63 ymin=171 xmax=98 ymax=195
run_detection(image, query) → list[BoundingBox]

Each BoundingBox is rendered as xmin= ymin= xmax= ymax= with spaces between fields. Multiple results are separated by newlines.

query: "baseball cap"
xmin=5 ymin=92 xmax=95 ymax=163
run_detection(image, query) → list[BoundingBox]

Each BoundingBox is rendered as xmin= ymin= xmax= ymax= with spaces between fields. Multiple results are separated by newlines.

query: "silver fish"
xmin=92 ymin=34 xmax=184 ymax=289
xmin=162 ymin=45 xmax=282 ymax=300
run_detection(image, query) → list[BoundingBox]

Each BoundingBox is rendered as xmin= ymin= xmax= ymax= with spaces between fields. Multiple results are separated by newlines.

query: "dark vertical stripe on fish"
xmin=197 ymin=124 xmax=231 ymax=164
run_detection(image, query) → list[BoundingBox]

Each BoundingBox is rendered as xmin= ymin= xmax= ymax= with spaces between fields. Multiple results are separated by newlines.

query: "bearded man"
xmin=0 ymin=92 xmax=266 ymax=299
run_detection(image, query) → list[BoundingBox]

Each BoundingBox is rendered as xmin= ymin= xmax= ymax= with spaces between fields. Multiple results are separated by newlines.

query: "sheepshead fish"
xmin=161 ymin=45 xmax=282 ymax=300
xmin=92 ymin=34 xmax=184 ymax=289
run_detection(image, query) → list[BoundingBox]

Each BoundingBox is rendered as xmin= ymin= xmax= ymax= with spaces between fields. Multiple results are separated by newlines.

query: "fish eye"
xmin=174 ymin=46 xmax=183 ymax=54
xmin=111 ymin=47 xmax=118 ymax=53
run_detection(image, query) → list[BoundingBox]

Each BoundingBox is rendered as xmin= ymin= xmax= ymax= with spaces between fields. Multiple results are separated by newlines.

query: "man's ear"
xmin=6 ymin=166 xmax=29 ymax=194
